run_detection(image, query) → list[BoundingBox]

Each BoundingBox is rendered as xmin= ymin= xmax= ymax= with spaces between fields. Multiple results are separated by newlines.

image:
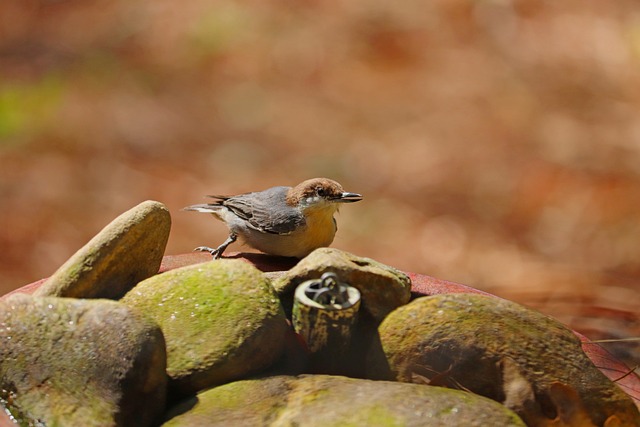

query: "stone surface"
xmin=34 ymin=200 xmax=171 ymax=299
xmin=5 ymin=253 xmax=640 ymax=420
xmin=272 ymin=248 xmax=411 ymax=321
xmin=0 ymin=294 xmax=167 ymax=427
xmin=121 ymin=259 xmax=289 ymax=395
xmin=369 ymin=293 xmax=640 ymax=426
xmin=163 ymin=375 xmax=526 ymax=426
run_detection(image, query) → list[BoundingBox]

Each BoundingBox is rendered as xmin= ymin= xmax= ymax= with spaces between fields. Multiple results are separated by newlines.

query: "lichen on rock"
xmin=121 ymin=259 xmax=289 ymax=395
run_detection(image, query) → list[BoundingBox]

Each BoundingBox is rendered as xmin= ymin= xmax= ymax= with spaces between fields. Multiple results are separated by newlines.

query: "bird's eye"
xmin=316 ymin=186 xmax=326 ymax=197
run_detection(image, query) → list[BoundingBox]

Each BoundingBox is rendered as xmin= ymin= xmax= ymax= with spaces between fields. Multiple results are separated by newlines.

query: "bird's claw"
xmin=193 ymin=234 xmax=237 ymax=259
xmin=194 ymin=246 xmax=222 ymax=259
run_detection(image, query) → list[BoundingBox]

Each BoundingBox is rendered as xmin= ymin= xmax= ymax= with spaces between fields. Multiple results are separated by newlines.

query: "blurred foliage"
xmin=0 ymin=75 xmax=64 ymax=141
xmin=0 ymin=0 xmax=639 ymax=366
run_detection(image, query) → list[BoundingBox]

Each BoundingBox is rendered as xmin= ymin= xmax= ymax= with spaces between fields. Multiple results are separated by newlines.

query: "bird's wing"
xmin=222 ymin=186 xmax=306 ymax=235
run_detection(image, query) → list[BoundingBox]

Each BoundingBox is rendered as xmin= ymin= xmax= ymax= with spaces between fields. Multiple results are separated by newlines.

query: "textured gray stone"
xmin=34 ymin=200 xmax=171 ymax=299
xmin=0 ymin=294 xmax=167 ymax=427
xmin=122 ymin=259 xmax=289 ymax=395
xmin=369 ymin=293 xmax=640 ymax=426
xmin=163 ymin=375 xmax=526 ymax=426
xmin=272 ymin=248 xmax=411 ymax=321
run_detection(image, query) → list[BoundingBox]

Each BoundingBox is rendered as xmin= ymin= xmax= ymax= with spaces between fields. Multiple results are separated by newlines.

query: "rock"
xmin=34 ymin=200 xmax=171 ymax=300
xmin=162 ymin=374 xmax=526 ymax=426
xmin=272 ymin=248 xmax=411 ymax=321
xmin=369 ymin=293 xmax=640 ymax=427
xmin=121 ymin=259 xmax=289 ymax=395
xmin=0 ymin=294 xmax=167 ymax=427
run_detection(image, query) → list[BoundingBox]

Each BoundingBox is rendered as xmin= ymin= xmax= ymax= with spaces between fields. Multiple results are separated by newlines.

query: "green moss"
xmin=273 ymin=248 xmax=411 ymax=321
xmin=338 ymin=405 xmax=404 ymax=427
xmin=380 ymin=294 xmax=581 ymax=382
xmin=198 ymin=379 xmax=285 ymax=412
xmin=376 ymin=294 xmax=639 ymax=426
xmin=165 ymin=375 xmax=527 ymax=426
xmin=1 ymin=295 xmax=166 ymax=426
xmin=122 ymin=260 xmax=287 ymax=386
xmin=164 ymin=377 xmax=292 ymax=426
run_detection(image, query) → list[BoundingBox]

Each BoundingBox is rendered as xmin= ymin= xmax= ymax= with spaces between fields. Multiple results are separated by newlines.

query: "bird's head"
xmin=286 ymin=178 xmax=362 ymax=212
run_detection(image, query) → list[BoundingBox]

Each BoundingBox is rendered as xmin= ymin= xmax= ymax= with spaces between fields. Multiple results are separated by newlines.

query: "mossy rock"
xmin=0 ymin=294 xmax=167 ymax=427
xmin=368 ymin=293 xmax=640 ymax=426
xmin=122 ymin=259 xmax=289 ymax=395
xmin=272 ymin=248 xmax=411 ymax=321
xmin=163 ymin=375 xmax=526 ymax=426
xmin=34 ymin=200 xmax=171 ymax=300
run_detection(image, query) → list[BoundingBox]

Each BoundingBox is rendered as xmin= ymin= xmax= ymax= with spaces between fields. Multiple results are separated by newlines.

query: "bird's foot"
xmin=194 ymin=246 xmax=223 ymax=259
xmin=193 ymin=233 xmax=237 ymax=260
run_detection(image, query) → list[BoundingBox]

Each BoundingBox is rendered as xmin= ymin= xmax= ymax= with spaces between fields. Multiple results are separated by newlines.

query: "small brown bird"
xmin=184 ymin=178 xmax=362 ymax=258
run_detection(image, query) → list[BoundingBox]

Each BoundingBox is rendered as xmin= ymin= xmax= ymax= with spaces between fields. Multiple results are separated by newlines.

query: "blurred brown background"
xmin=1 ymin=1 xmax=639 ymax=364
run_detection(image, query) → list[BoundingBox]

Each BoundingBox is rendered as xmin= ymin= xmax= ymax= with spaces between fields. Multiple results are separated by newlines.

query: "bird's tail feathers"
xmin=182 ymin=204 xmax=223 ymax=213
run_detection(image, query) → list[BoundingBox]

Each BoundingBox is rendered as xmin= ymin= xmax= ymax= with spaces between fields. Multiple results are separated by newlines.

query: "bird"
xmin=183 ymin=178 xmax=362 ymax=259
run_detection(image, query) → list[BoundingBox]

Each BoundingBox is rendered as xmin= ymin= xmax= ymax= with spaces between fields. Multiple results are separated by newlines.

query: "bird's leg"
xmin=194 ymin=233 xmax=237 ymax=259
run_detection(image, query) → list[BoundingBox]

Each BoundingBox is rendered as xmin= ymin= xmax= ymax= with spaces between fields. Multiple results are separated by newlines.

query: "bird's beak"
xmin=336 ymin=192 xmax=363 ymax=203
